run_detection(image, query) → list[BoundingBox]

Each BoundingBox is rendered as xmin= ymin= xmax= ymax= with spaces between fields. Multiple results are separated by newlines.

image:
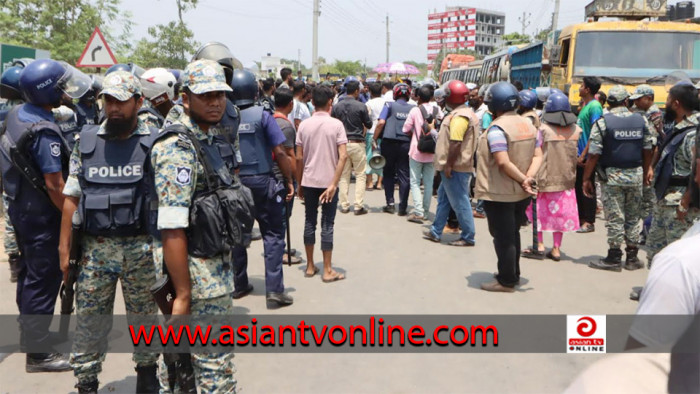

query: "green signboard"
xmin=0 ymin=43 xmax=51 ymax=74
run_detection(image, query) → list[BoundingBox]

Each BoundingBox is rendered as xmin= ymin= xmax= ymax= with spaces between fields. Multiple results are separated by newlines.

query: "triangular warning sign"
xmin=76 ymin=27 xmax=118 ymax=68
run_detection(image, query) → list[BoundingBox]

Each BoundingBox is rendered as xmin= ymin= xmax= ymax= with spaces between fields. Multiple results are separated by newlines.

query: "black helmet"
xmin=192 ymin=42 xmax=243 ymax=85
xmin=484 ymin=81 xmax=520 ymax=114
xmin=230 ymin=69 xmax=258 ymax=106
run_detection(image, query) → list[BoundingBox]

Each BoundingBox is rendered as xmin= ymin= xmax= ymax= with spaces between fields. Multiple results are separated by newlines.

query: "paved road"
xmin=0 ymin=185 xmax=647 ymax=393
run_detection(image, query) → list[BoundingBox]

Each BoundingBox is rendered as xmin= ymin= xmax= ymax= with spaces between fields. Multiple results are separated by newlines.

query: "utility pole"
xmin=297 ymin=48 xmax=301 ymax=74
xmin=518 ymin=12 xmax=531 ymax=35
xmin=312 ymin=0 xmax=320 ymax=81
xmin=549 ymin=0 xmax=560 ymax=47
xmin=385 ymin=14 xmax=390 ymax=63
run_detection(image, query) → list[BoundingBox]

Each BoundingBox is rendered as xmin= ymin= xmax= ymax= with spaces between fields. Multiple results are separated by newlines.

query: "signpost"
xmin=76 ymin=27 xmax=117 ymax=68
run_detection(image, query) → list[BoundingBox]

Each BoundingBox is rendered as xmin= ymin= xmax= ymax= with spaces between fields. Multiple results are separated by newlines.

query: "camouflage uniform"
xmin=151 ymin=60 xmax=236 ymax=393
xmin=138 ymin=99 xmax=165 ymax=129
xmin=646 ymin=113 xmax=700 ymax=265
xmin=164 ymin=102 xmax=186 ymax=127
xmin=2 ymin=99 xmax=23 ymax=258
xmin=62 ymin=73 xmax=159 ymax=385
xmin=589 ymin=106 xmax=654 ymax=248
xmin=634 ymin=104 xmax=663 ymax=219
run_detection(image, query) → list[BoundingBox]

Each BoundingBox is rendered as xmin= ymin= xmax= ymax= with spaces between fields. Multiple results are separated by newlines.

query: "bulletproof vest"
xmin=75 ymin=102 xmax=97 ymax=126
xmin=218 ymin=100 xmax=240 ymax=168
xmin=383 ymin=100 xmax=414 ymax=142
xmin=599 ymin=113 xmax=645 ymax=169
xmin=138 ymin=106 xmax=165 ymax=128
xmin=55 ymin=108 xmax=81 ymax=152
xmin=653 ymin=124 xmax=696 ymax=201
xmin=0 ymin=105 xmax=70 ymax=203
xmin=238 ymin=105 xmax=272 ymax=176
xmin=77 ymin=125 xmax=158 ymax=237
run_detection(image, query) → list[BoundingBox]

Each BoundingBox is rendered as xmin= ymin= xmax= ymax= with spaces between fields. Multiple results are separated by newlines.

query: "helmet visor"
xmin=57 ymin=63 xmax=93 ymax=99
xmin=194 ymin=43 xmax=243 ymax=70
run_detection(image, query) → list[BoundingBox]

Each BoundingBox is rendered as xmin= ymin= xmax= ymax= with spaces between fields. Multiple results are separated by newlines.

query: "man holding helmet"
xmin=422 ymin=80 xmax=478 ymax=246
xmin=0 ymin=59 xmax=87 ymax=371
xmin=373 ymin=83 xmax=415 ymax=215
xmin=475 ymin=81 xmax=543 ymax=293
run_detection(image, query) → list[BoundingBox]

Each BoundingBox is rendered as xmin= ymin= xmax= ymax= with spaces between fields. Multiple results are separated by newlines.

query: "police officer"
xmin=0 ymin=65 xmax=24 ymax=282
xmin=373 ymin=83 xmax=415 ymax=215
xmin=584 ymin=85 xmax=654 ymax=271
xmin=75 ymin=76 xmax=102 ymax=127
xmin=474 ymin=82 xmax=542 ymax=293
xmin=150 ymin=59 xmax=239 ymax=393
xmin=230 ymin=69 xmax=295 ymax=306
xmin=138 ymin=68 xmax=177 ymax=129
xmin=52 ymin=63 xmax=96 ymax=151
xmin=630 ymin=84 xmax=664 ymax=244
xmin=646 ymin=83 xmax=699 ymax=267
xmin=59 ymin=71 xmax=159 ymax=393
xmin=517 ymin=89 xmax=541 ymax=129
xmin=0 ymin=59 xmax=73 ymax=372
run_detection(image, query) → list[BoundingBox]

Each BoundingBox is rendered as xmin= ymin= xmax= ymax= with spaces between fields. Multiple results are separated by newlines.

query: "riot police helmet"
xmin=484 ymin=81 xmax=519 ymax=114
xmin=192 ymin=42 xmax=243 ymax=85
xmin=1 ymin=66 xmax=24 ymax=100
xmin=230 ymin=69 xmax=259 ymax=106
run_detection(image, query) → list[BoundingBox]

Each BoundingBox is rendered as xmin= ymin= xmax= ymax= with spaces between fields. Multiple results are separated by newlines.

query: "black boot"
xmin=8 ymin=252 xmax=20 ymax=283
xmin=25 ymin=353 xmax=72 ymax=373
xmin=135 ymin=365 xmax=159 ymax=393
xmin=588 ymin=248 xmax=623 ymax=272
xmin=624 ymin=246 xmax=643 ymax=271
xmin=75 ymin=380 xmax=99 ymax=394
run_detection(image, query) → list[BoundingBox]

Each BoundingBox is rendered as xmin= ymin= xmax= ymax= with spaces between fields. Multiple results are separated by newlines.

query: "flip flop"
xmin=546 ymin=251 xmax=561 ymax=262
xmin=322 ymin=271 xmax=346 ymax=283
xmin=304 ymin=266 xmax=319 ymax=278
xmin=521 ymin=249 xmax=545 ymax=260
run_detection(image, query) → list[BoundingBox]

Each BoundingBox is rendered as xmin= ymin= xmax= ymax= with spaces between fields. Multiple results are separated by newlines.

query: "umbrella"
xmin=373 ymin=62 xmax=420 ymax=75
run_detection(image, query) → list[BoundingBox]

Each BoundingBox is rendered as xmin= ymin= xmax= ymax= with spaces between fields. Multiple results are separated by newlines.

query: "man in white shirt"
xmin=288 ymin=80 xmax=311 ymax=129
xmin=365 ymin=82 xmax=386 ymax=190
xmin=381 ymin=81 xmax=394 ymax=103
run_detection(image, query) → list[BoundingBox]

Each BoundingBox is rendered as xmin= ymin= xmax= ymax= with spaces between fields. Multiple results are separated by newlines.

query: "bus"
xmin=440 ymin=60 xmax=483 ymax=85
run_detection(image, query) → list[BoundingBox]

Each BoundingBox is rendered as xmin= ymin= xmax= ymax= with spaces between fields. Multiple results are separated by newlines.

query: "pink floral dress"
xmin=525 ymin=189 xmax=580 ymax=232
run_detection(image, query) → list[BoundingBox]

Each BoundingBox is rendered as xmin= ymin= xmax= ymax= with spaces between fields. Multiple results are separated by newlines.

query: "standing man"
xmin=474 ymin=82 xmax=542 ymax=292
xmin=403 ymin=85 xmax=439 ymax=223
xmin=230 ymin=69 xmax=295 ymax=306
xmin=296 ymin=86 xmax=348 ymax=283
xmin=0 ymin=59 xmax=72 ymax=371
xmin=331 ymin=80 xmax=372 ymax=215
xmin=585 ymin=86 xmax=654 ymax=271
xmin=289 ymin=81 xmax=311 ymax=130
xmin=422 ymin=80 xmax=478 ymax=245
xmin=373 ymin=83 xmax=415 ymax=216
xmin=381 ymin=81 xmax=395 ymax=102
xmin=646 ymin=83 xmax=699 ymax=267
xmin=150 ymin=60 xmax=239 ymax=392
xmin=60 ymin=71 xmax=159 ymax=393
xmin=517 ymin=89 xmax=541 ymax=129
xmin=576 ymin=77 xmax=604 ymax=234
xmin=630 ymin=84 xmax=664 ymax=243
xmin=365 ymin=82 xmax=385 ymax=190
xmin=279 ymin=67 xmax=293 ymax=90
xmin=260 ymin=78 xmax=276 ymax=112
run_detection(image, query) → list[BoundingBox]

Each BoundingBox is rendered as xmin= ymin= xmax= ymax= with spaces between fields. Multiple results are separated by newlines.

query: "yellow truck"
xmin=551 ymin=0 xmax=700 ymax=110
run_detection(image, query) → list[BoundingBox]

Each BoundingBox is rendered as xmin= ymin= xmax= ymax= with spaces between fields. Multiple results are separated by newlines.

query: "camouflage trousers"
xmin=646 ymin=204 xmax=700 ymax=266
xmin=602 ymin=183 xmax=643 ymax=248
xmin=70 ymin=234 xmax=158 ymax=384
xmin=641 ymin=184 xmax=655 ymax=219
xmin=157 ymin=295 xmax=237 ymax=393
xmin=2 ymin=193 xmax=18 ymax=255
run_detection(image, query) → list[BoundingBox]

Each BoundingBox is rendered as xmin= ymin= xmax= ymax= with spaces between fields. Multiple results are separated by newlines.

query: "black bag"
xmin=173 ymin=127 xmax=256 ymax=258
xmin=417 ymin=105 xmax=438 ymax=153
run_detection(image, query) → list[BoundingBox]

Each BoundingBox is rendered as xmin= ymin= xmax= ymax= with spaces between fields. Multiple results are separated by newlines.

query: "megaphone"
xmin=369 ymin=150 xmax=386 ymax=170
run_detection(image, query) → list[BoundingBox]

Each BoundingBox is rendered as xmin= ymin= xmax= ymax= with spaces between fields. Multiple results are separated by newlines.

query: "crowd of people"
xmin=1 ymin=39 xmax=700 ymax=393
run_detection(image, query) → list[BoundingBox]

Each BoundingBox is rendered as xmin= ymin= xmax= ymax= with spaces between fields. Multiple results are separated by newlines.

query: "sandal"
xmin=521 ymin=248 xmax=545 ymax=260
xmin=322 ymin=271 xmax=346 ymax=283
xmin=448 ymin=239 xmax=475 ymax=247
xmin=304 ymin=266 xmax=319 ymax=278
xmin=546 ymin=251 xmax=561 ymax=262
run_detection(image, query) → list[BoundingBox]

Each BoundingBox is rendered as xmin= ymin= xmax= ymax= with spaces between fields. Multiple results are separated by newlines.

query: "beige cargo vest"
xmin=537 ymin=122 xmax=582 ymax=192
xmin=521 ymin=109 xmax=541 ymax=129
xmin=474 ymin=112 xmax=537 ymax=202
xmin=433 ymin=105 xmax=479 ymax=173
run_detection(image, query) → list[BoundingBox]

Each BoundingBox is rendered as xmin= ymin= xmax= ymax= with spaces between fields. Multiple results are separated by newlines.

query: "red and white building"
xmin=427 ymin=7 xmax=506 ymax=69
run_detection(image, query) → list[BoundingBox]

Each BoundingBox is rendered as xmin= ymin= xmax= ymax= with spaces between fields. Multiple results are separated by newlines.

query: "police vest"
xmin=75 ymin=102 xmax=97 ymax=126
xmin=383 ymin=101 xmax=414 ymax=142
xmin=238 ymin=105 xmax=272 ymax=176
xmin=138 ymin=106 xmax=165 ymax=128
xmin=219 ymin=100 xmax=241 ymax=168
xmin=0 ymin=105 xmax=70 ymax=203
xmin=78 ymin=125 xmax=158 ymax=237
xmin=599 ymin=113 xmax=645 ymax=169
xmin=153 ymin=124 xmax=254 ymax=257
xmin=653 ymin=124 xmax=696 ymax=201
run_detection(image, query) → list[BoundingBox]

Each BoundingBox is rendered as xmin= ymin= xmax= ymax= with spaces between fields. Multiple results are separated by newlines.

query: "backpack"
xmin=417 ymin=105 xmax=438 ymax=153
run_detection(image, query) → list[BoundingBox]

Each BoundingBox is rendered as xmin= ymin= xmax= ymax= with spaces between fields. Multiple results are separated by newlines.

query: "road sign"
xmin=76 ymin=27 xmax=117 ymax=68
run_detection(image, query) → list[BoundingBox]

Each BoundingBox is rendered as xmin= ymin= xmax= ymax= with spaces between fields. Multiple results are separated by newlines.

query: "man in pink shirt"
xmin=296 ymin=86 xmax=348 ymax=283
xmin=402 ymin=85 xmax=440 ymax=223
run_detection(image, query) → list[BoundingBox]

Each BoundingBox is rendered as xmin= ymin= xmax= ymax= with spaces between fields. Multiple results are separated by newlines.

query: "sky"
xmin=116 ymin=0 xmax=690 ymax=68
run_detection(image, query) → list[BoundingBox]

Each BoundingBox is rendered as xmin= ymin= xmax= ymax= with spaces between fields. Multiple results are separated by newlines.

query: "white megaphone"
xmin=369 ymin=150 xmax=386 ymax=170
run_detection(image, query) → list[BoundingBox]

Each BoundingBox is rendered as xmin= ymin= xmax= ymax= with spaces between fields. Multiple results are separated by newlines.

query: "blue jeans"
xmin=409 ymin=158 xmax=434 ymax=217
xmin=430 ymin=171 xmax=476 ymax=244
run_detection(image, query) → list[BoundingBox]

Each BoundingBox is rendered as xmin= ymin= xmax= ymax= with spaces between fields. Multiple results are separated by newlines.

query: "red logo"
xmin=577 ymin=317 xmax=597 ymax=337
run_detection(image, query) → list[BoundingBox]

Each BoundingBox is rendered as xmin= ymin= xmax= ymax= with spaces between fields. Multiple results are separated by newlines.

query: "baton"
xmin=286 ymin=199 xmax=292 ymax=266
xmin=531 ymin=181 xmax=538 ymax=252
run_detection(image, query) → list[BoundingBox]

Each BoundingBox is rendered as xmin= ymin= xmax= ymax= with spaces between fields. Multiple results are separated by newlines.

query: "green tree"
xmin=536 ymin=29 xmax=551 ymax=42
xmin=0 ymin=0 xmax=133 ymax=64
xmin=502 ymin=32 xmax=532 ymax=45
xmin=127 ymin=0 xmax=200 ymax=69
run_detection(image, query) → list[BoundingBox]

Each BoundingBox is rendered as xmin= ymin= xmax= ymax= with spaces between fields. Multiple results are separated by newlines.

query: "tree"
xmin=0 ymin=0 xmax=133 ymax=64
xmin=127 ymin=0 xmax=200 ymax=69
xmin=502 ymin=32 xmax=532 ymax=46
xmin=535 ymin=29 xmax=551 ymax=43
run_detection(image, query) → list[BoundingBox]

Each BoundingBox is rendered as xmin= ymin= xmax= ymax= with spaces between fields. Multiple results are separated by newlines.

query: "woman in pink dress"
xmin=522 ymin=92 xmax=582 ymax=261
